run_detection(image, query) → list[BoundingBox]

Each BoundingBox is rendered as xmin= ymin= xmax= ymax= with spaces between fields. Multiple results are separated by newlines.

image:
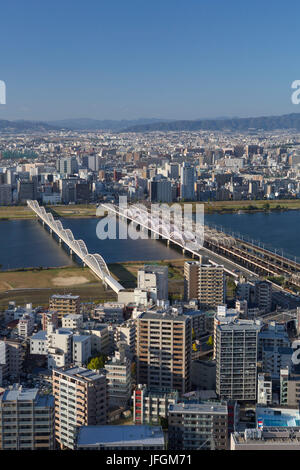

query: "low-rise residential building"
xmin=133 ymin=385 xmax=178 ymax=424
xmin=49 ymin=294 xmax=80 ymax=320
xmin=168 ymin=402 xmax=228 ymax=450
xmin=93 ymin=303 xmax=125 ymax=324
xmin=62 ymin=314 xmax=83 ymax=330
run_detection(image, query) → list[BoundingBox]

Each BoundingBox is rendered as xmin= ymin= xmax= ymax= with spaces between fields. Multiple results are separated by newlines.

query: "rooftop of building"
xmin=54 ymin=366 xmax=105 ymax=382
xmin=135 ymin=385 xmax=179 ymax=399
xmin=217 ymin=319 xmax=261 ymax=331
xmin=138 ymin=311 xmax=189 ymax=322
xmin=31 ymin=330 xmax=47 ymax=340
xmin=256 ymin=406 xmax=300 ymax=427
xmin=169 ymin=402 xmax=228 ymax=415
xmin=73 ymin=335 xmax=90 ymax=343
xmin=50 ymin=294 xmax=80 ymax=300
xmin=76 ymin=425 xmax=164 ymax=448
xmin=232 ymin=428 xmax=300 ymax=446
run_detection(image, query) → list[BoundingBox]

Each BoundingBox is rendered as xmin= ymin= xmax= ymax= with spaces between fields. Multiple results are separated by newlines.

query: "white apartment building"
xmin=30 ymin=330 xmax=48 ymax=355
xmin=17 ymin=312 xmax=35 ymax=338
xmin=62 ymin=314 xmax=83 ymax=330
xmin=47 ymin=326 xmax=73 ymax=369
xmin=257 ymin=373 xmax=272 ymax=405
xmin=73 ymin=335 xmax=91 ymax=366
xmin=114 ymin=321 xmax=136 ymax=357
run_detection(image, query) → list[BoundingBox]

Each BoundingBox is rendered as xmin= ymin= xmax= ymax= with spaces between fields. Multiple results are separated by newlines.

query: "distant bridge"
xmin=27 ymin=200 xmax=124 ymax=293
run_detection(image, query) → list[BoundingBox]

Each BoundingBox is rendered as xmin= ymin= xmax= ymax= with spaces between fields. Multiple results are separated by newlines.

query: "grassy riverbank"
xmin=0 ymin=266 xmax=117 ymax=309
xmin=1 ymin=199 xmax=300 ymax=220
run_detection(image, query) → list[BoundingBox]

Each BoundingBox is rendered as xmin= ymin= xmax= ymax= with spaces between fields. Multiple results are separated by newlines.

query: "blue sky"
xmin=0 ymin=0 xmax=300 ymax=121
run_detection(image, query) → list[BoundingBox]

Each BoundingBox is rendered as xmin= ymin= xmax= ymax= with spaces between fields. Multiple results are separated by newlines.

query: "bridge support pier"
xmin=167 ymin=240 xmax=170 ymax=247
xmin=182 ymin=248 xmax=185 ymax=255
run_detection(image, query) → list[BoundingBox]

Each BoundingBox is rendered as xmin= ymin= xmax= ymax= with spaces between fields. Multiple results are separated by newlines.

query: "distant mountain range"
xmin=120 ymin=113 xmax=300 ymax=133
xmin=2 ymin=113 xmax=300 ymax=133
xmin=0 ymin=119 xmax=58 ymax=132
xmin=46 ymin=117 xmax=171 ymax=131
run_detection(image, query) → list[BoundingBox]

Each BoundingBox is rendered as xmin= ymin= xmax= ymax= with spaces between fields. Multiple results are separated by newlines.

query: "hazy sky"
xmin=1 ymin=0 xmax=300 ymax=121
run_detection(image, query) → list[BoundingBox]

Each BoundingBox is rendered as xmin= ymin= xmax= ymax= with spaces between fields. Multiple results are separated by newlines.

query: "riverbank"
xmin=0 ymin=260 xmax=187 ymax=308
xmin=0 ymin=266 xmax=117 ymax=308
xmin=0 ymin=204 xmax=98 ymax=220
xmin=203 ymin=199 xmax=300 ymax=214
xmin=1 ymin=199 xmax=300 ymax=220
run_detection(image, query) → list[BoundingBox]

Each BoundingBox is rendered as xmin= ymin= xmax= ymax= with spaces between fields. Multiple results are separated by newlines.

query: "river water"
xmin=0 ymin=211 xmax=299 ymax=270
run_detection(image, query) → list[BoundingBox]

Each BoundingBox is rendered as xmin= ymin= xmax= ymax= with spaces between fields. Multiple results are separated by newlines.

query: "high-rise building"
xmin=180 ymin=162 xmax=195 ymax=201
xmin=168 ymin=402 xmax=228 ymax=450
xmin=0 ymin=384 xmax=55 ymax=450
xmin=17 ymin=180 xmax=37 ymax=202
xmin=52 ymin=366 xmax=107 ymax=449
xmin=0 ymin=184 xmax=12 ymax=205
xmin=215 ymin=319 xmax=261 ymax=401
xmin=184 ymin=262 xmax=225 ymax=308
xmin=57 ymin=157 xmax=78 ymax=176
xmin=136 ymin=312 xmax=192 ymax=395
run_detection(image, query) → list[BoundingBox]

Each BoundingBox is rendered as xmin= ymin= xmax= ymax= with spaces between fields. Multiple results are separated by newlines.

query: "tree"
xmin=192 ymin=342 xmax=197 ymax=352
xmin=87 ymin=354 xmax=107 ymax=370
xmin=206 ymin=335 xmax=213 ymax=347
xmin=192 ymin=328 xmax=196 ymax=341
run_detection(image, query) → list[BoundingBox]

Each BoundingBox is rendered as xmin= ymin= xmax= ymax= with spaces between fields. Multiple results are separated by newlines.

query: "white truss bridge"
xmin=27 ymin=200 xmax=124 ymax=293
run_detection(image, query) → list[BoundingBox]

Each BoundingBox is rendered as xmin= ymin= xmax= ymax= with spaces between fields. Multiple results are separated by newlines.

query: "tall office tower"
xmin=0 ymin=384 xmax=55 ymax=450
xmin=254 ymin=280 xmax=272 ymax=313
xmin=0 ymin=184 xmax=12 ymax=205
xmin=150 ymin=178 xmax=172 ymax=203
xmin=87 ymin=155 xmax=99 ymax=172
xmin=215 ymin=320 xmax=261 ymax=401
xmin=136 ymin=312 xmax=192 ymax=395
xmin=17 ymin=179 xmax=37 ymax=202
xmin=52 ymin=366 xmax=107 ymax=449
xmin=168 ymin=402 xmax=228 ymax=450
xmin=184 ymin=261 xmax=225 ymax=308
xmin=49 ymin=294 xmax=80 ymax=321
xmin=59 ymin=178 xmax=77 ymax=204
xmin=180 ymin=162 xmax=195 ymax=200
xmin=137 ymin=264 xmax=168 ymax=302
xmin=56 ymin=156 xmax=78 ymax=176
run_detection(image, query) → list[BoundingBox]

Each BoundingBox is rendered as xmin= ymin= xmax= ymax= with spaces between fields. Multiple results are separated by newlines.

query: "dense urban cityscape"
xmin=2 ymin=0 xmax=300 ymax=459
xmin=0 ymin=124 xmax=300 ymax=453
